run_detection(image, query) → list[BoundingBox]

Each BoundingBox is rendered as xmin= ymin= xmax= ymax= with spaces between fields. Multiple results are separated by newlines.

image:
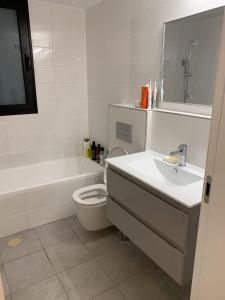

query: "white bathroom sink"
xmin=129 ymin=157 xmax=202 ymax=186
xmin=106 ymin=151 xmax=205 ymax=208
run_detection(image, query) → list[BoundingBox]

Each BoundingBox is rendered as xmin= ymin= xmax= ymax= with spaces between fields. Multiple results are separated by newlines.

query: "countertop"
xmin=106 ymin=151 xmax=205 ymax=208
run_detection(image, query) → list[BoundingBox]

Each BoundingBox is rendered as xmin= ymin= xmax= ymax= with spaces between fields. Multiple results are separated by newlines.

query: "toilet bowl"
xmin=72 ymin=183 xmax=111 ymax=231
xmin=72 ymin=146 xmax=129 ymax=231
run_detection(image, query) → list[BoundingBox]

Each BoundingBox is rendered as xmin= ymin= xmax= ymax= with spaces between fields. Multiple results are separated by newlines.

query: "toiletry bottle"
xmin=86 ymin=142 xmax=91 ymax=159
xmin=91 ymin=141 xmax=97 ymax=161
xmin=153 ymin=80 xmax=158 ymax=108
xmin=141 ymin=86 xmax=148 ymax=109
xmin=83 ymin=138 xmax=89 ymax=157
xmin=99 ymin=147 xmax=105 ymax=166
xmin=148 ymin=80 xmax=153 ymax=109
xmin=96 ymin=144 xmax=101 ymax=163
xmin=160 ymin=79 xmax=164 ymax=102
xmin=83 ymin=138 xmax=91 ymax=158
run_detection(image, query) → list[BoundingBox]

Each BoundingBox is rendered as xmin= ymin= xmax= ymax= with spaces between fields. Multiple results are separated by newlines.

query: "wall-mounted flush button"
xmin=116 ymin=122 xmax=132 ymax=144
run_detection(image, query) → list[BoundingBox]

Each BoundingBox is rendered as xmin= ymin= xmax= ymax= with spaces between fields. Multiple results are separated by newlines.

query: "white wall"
xmin=86 ymin=0 xmax=225 ymax=168
xmin=0 ymin=0 xmax=88 ymax=169
xmin=150 ymin=112 xmax=211 ymax=167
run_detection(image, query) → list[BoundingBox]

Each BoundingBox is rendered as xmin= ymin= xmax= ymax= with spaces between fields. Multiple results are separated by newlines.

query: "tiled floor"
xmin=0 ymin=216 xmax=191 ymax=300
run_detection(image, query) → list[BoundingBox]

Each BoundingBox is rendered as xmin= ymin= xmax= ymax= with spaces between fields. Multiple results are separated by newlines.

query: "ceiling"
xmin=41 ymin=0 xmax=103 ymax=9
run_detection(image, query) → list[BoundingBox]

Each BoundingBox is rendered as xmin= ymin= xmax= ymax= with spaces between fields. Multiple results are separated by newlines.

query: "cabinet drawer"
xmin=107 ymin=169 xmax=190 ymax=251
xmin=106 ymin=198 xmax=187 ymax=285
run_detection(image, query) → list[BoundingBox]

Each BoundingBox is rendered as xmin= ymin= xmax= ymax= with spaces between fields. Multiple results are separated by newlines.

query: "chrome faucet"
xmin=170 ymin=144 xmax=187 ymax=166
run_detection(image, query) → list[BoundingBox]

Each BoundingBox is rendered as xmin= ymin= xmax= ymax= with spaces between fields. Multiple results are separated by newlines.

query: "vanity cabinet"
xmin=106 ymin=167 xmax=200 ymax=285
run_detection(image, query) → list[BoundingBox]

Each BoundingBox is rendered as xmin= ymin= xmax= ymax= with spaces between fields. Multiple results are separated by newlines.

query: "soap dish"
xmin=163 ymin=156 xmax=179 ymax=165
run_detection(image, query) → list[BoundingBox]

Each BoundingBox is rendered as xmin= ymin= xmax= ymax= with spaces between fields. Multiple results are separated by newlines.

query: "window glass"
xmin=0 ymin=8 xmax=26 ymax=105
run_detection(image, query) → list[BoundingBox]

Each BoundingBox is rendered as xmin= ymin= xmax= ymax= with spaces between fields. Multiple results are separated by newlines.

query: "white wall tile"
xmin=0 ymin=213 xmax=27 ymax=238
xmin=0 ymin=156 xmax=11 ymax=170
xmin=150 ymin=112 xmax=211 ymax=167
xmin=0 ymin=121 xmax=9 ymax=156
xmin=28 ymin=0 xmax=51 ymax=28
xmin=51 ymin=4 xmax=85 ymax=30
xmin=7 ymin=117 xmax=59 ymax=154
xmin=31 ymin=26 xmax=52 ymax=47
xmin=10 ymin=147 xmax=61 ymax=168
xmin=53 ymin=67 xmax=85 ymax=84
xmin=27 ymin=202 xmax=76 ymax=229
xmin=33 ymin=47 xmax=53 ymax=66
xmin=35 ymin=66 xmax=54 ymax=84
xmin=0 ymin=0 xmax=88 ymax=168
xmin=52 ymin=30 xmax=84 ymax=50
xmin=51 ymin=84 xmax=86 ymax=102
xmin=0 ymin=193 xmax=26 ymax=219
xmin=53 ymin=49 xmax=85 ymax=67
xmin=25 ymin=179 xmax=84 ymax=211
xmin=86 ymin=0 xmax=219 ymax=166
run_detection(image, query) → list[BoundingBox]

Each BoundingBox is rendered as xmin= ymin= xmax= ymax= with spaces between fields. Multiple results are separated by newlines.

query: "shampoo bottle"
xmin=83 ymin=138 xmax=91 ymax=159
xmin=148 ymin=80 xmax=153 ymax=109
xmin=153 ymin=80 xmax=158 ymax=108
xmin=91 ymin=141 xmax=97 ymax=161
xmin=141 ymin=86 xmax=149 ymax=109
xmin=96 ymin=144 xmax=101 ymax=163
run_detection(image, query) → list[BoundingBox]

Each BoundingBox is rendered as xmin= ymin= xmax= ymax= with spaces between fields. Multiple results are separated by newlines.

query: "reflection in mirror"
xmin=161 ymin=7 xmax=224 ymax=106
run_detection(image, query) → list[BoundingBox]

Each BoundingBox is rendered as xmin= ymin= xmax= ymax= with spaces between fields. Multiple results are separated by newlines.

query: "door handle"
xmin=204 ymin=175 xmax=212 ymax=204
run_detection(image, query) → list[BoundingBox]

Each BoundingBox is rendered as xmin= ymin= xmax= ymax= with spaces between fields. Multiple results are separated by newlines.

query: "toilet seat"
xmin=73 ymin=184 xmax=107 ymax=206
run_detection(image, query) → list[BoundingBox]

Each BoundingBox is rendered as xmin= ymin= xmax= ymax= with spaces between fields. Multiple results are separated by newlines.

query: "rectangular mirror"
xmin=160 ymin=7 xmax=224 ymax=114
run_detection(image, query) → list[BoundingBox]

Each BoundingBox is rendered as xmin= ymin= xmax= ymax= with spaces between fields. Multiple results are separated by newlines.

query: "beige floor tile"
xmin=4 ymin=251 xmax=54 ymax=293
xmin=35 ymin=220 xmax=76 ymax=248
xmin=0 ymin=230 xmax=42 ymax=264
xmin=11 ymin=276 xmax=68 ymax=300
xmin=118 ymin=267 xmax=190 ymax=300
xmin=46 ymin=238 xmax=91 ymax=273
xmin=59 ymin=259 xmax=113 ymax=300
xmin=92 ymin=288 xmax=125 ymax=300
xmin=85 ymin=233 xmax=127 ymax=257
xmin=96 ymin=243 xmax=152 ymax=284
xmin=65 ymin=216 xmax=113 ymax=243
xmin=158 ymin=276 xmax=191 ymax=300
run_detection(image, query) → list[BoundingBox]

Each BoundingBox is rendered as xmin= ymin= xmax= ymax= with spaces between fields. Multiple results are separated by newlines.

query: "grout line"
xmin=9 ymin=274 xmax=57 ymax=298
xmin=3 ymin=248 xmax=42 ymax=266
xmin=88 ymin=285 xmax=120 ymax=300
xmin=55 ymin=272 xmax=70 ymax=300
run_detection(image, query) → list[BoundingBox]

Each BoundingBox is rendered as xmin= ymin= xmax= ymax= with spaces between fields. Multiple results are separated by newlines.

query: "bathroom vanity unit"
xmin=106 ymin=151 xmax=204 ymax=285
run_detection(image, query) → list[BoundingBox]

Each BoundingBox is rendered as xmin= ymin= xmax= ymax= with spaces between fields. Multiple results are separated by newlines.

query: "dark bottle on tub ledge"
xmin=91 ymin=141 xmax=97 ymax=160
xmin=96 ymin=144 xmax=101 ymax=163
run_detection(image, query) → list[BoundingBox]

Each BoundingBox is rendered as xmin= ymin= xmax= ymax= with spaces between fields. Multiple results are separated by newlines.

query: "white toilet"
xmin=72 ymin=104 xmax=149 ymax=231
xmin=72 ymin=146 xmax=128 ymax=231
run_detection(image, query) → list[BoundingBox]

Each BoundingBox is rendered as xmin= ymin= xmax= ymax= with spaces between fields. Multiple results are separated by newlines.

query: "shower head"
xmin=190 ymin=40 xmax=198 ymax=46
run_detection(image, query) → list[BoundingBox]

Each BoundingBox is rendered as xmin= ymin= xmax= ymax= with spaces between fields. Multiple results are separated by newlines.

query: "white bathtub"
xmin=0 ymin=157 xmax=103 ymax=238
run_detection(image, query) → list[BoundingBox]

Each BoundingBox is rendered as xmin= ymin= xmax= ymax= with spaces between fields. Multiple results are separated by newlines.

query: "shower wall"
xmin=164 ymin=13 xmax=223 ymax=105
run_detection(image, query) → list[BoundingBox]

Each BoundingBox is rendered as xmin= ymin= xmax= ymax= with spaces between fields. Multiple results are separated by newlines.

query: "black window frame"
xmin=0 ymin=0 xmax=38 ymax=116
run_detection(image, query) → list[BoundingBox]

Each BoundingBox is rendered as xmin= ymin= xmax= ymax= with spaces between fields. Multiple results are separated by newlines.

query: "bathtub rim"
xmin=0 ymin=157 xmax=103 ymax=197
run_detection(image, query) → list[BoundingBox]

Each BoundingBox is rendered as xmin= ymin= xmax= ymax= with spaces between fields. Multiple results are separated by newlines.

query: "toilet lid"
xmin=73 ymin=184 xmax=107 ymax=206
